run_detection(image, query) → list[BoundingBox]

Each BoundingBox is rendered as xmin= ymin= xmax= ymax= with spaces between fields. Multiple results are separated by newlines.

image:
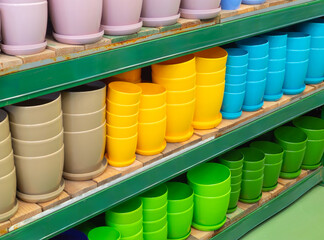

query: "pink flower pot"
xmin=180 ymin=0 xmax=221 ymax=19
xmin=0 ymin=0 xmax=47 ymax=55
xmin=141 ymin=0 xmax=181 ymax=27
xmin=101 ymin=0 xmax=143 ymax=35
xmin=48 ymin=0 xmax=104 ymax=44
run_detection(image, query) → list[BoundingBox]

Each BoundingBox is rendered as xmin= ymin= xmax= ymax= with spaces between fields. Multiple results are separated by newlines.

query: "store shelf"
xmin=0 ymin=0 xmax=323 ymax=108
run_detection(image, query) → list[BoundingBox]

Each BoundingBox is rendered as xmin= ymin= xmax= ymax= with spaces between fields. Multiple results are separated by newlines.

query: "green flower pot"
xmin=166 ymin=182 xmax=193 ymax=213
xmin=167 ymin=205 xmax=193 ymax=239
xmin=240 ymin=147 xmax=265 ymax=171
xmin=122 ymin=228 xmax=143 ymax=240
xmin=302 ymin=139 xmax=324 ymax=167
xmin=228 ymin=189 xmax=241 ymax=211
xmin=250 ymin=141 xmax=284 ymax=164
xmin=274 ymin=126 xmax=308 ymax=151
xmin=263 ymin=161 xmax=282 ymax=189
xmin=88 ymin=227 xmax=121 ymax=240
xmin=107 ymin=218 xmax=142 ymax=238
xmin=143 ymin=224 xmax=167 ymax=240
xmin=192 ymin=191 xmax=230 ymax=229
xmin=242 ymin=167 xmax=264 ymax=180
xmin=187 ymin=163 xmax=231 ymax=197
xmin=293 ymin=116 xmax=324 ymax=140
xmin=143 ymin=213 xmax=167 ymax=233
xmin=230 ymin=166 xmax=243 ymax=176
xmin=240 ymin=175 xmax=263 ymax=201
xmin=143 ymin=202 xmax=167 ymax=222
xmin=219 ymin=150 xmax=244 ymax=169
xmin=140 ymin=184 xmax=168 ymax=210
xmin=281 ymin=147 xmax=306 ymax=173
xmin=231 ymin=173 xmax=242 ymax=184
xmin=106 ymin=198 xmax=142 ymax=225
xmin=231 ymin=181 xmax=241 ymax=192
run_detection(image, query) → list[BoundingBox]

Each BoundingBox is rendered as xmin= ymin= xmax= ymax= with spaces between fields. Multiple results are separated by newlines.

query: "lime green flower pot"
xmin=166 ymin=182 xmax=193 ymax=213
xmin=167 ymin=205 xmax=193 ymax=240
xmin=143 ymin=224 xmax=167 ymax=240
xmin=140 ymin=183 xmax=168 ymax=210
xmin=250 ymin=141 xmax=284 ymax=164
xmin=88 ymin=227 xmax=121 ymax=240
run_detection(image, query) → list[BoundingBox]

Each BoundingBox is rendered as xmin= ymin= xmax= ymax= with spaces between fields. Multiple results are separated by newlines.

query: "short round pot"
xmin=237 ymin=37 xmax=269 ymax=58
xmin=240 ymin=147 xmax=265 ymax=171
xmin=166 ymin=182 xmax=194 ymax=213
xmin=281 ymin=147 xmax=306 ymax=173
xmin=88 ymin=227 xmax=121 ymax=240
xmin=108 ymin=81 xmax=142 ymax=105
xmin=167 ymin=205 xmax=193 ymax=240
xmin=274 ymin=126 xmax=308 ymax=151
xmin=194 ymin=47 xmax=228 ymax=73
xmin=221 ymin=91 xmax=245 ymax=119
xmin=250 ymin=141 xmax=284 ymax=164
xmin=263 ymin=161 xmax=283 ymax=189
xmin=137 ymin=83 xmax=166 ymax=109
xmin=242 ymin=79 xmax=266 ymax=112
xmin=225 ymin=48 xmax=249 ymax=66
xmin=262 ymin=32 xmax=288 ymax=48
xmin=219 ymin=150 xmax=244 ymax=169
xmin=240 ymin=175 xmax=263 ymax=201
xmin=140 ymin=183 xmax=168 ymax=210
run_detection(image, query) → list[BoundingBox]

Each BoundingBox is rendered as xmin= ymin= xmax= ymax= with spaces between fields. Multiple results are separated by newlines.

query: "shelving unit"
xmin=0 ymin=1 xmax=323 ymax=239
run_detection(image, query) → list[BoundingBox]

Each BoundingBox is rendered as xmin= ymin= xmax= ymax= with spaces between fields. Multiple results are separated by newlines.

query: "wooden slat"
xmin=162 ymin=134 xmax=202 ymax=157
xmin=278 ymin=177 xmax=298 ymax=188
xmin=110 ymin=160 xmax=143 ymax=176
xmin=136 ymin=153 xmax=164 ymax=166
xmin=0 ymin=55 xmax=23 ymax=71
xmin=262 ymin=101 xmax=280 ymax=112
xmin=64 ymin=180 xmax=97 ymax=198
xmin=269 ymin=183 xmax=286 ymax=197
xmin=17 ymin=49 xmax=55 ymax=64
xmin=259 ymin=191 xmax=272 ymax=205
xmin=93 ymin=166 xmax=122 ymax=186
xmin=46 ymin=37 xmax=85 ymax=56
xmin=38 ymin=191 xmax=71 ymax=211
xmin=10 ymin=201 xmax=42 ymax=225
xmin=0 ymin=221 xmax=10 ymax=236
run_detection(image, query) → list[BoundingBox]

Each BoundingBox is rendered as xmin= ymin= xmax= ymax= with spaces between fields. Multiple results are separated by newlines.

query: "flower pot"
xmin=137 ymin=118 xmax=167 ymax=155
xmin=250 ymin=141 xmax=284 ymax=164
xmin=141 ymin=184 xmax=168 ymax=210
xmin=114 ymin=69 xmax=142 ymax=84
xmin=297 ymin=18 xmax=324 ymax=37
xmin=62 ymin=81 xmax=106 ymax=114
xmin=107 ymin=218 xmax=142 ymax=238
xmin=88 ymin=227 xmax=121 ymax=240
xmin=137 ymin=83 xmax=166 ymax=109
xmin=49 ymin=0 xmax=103 ymax=44
xmin=221 ymin=0 xmax=242 ymax=10
xmin=141 ymin=0 xmax=181 ymax=27
xmin=228 ymin=189 xmax=241 ymax=211
xmin=225 ymin=73 xmax=247 ymax=84
xmin=195 ymin=47 xmax=228 ymax=73
xmin=225 ymin=48 xmax=249 ymax=66
xmin=0 ymin=110 xmax=9 ymax=142
xmin=167 ymin=205 xmax=193 ymax=240
xmin=240 ymin=147 xmax=265 ymax=171
xmin=0 ymin=0 xmax=47 ymax=55
xmin=263 ymin=162 xmax=282 ymax=190
xmin=262 ymin=32 xmax=288 ymax=48
xmin=187 ymin=163 xmax=231 ymax=197
xmin=231 ymin=173 xmax=242 ymax=184
xmin=286 ymin=49 xmax=310 ymax=62
xmin=108 ymin=81 xmax=142 ymax=105
xmin=283 ymin=60 xmax=308 ymax=95
xmin=247 ymin=67 xmax=268 ymax=81
xmin=152 ymin=74 xmax=196 ymax=91
xmin=293 ymin=116 xmax=324 ymax=140
xmin=107 ymin=100 xmax=140 ymax=116
xmin=242 ymin=79 xmax=266 ymax=112
xmin=237 ymin=37 xmax=269 ymax=58
xmin=193 ymin=82 xmax=225 ymax=129
xmin=0 ymin=167 xmax=17 ymax=222
xmin=248 ymin=56 xmax=269 ymax=70
xmin=264 ymin=70 xmax=285 ymax=101
xmin=122 ymin=228 xmax=143 ymax=240
xmin=230 ymin=166 xmax=243 ymax=177
xmin=269 ymin=46 xmax=287 ymax=59
xmin=240 ymin=176 xmax=263 ymax=202
xmin=226 ymin=64 xmax=248 ymax=75
xmin=166 ymin=182 xmax=194 ymax=213
xmin=219 ymin=150 xmax=244 ymax=169
xmin=180 ymin=6 xmax=221 ymax=20
xmin=0 ymin=151 xmax=14 ymax=178
xmin=143 ymin=202 xmax=167 ymax=221
xmin=242 ymin=168 xmax=264 ymax=180
xmin=268 ymin=58 xmax=286 ymax=71
xmin=101 ymin=0 xmax=143 ymax=35
xmin=302 ymin=139 xmax=324 ymax=168
xmin=143 ymin=214 xmax=167 ymax=232
xmin=305 ymin=48 xmax=324 ymax=84
xmin=310 ymin=36 xmax=324 ymax=48
xmin=225 ymin=82 xmax=246 ymax=93
xmin=231 ymin=181 xmax=242 ymax=191
xmin=281 ymin=148 xmax=306 ymax=173
xmin=144 ymin=223 xmax=167 ymax=240
xmin=107 ymin=123 xmax=138 ymax=138
xmin=138 ymin=104 xmax=166 ymax=123
xmin=0 ymin=134 xmax=12 ymax=160
xmin=107 ymin=112 xmax=138 ymax=127
xmin=286 ymin=32 xmax=311 ymax=50
xmin=242 ymin=0 xmax=266 ymax=4
xmin=5 ymin=92 xmax=61 ymax=125
xmin=181 ymin=0 xmax=221 ymax=9
xmin=166 ymin=87 xmax=196 ymax=104
xmin=196 ymin=69 xmax=226 ymax=85
xmin=221 ymin=91 xmax=245 ymax=119
xmin=274 ymin=126 xmax=308 ymax=151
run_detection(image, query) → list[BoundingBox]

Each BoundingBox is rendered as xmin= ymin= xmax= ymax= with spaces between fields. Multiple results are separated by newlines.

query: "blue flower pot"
xmin=225 ymin=48 xmax=249 ymax=66
xmin=237 ymin=37 xmax=269 ymax=58
xmin=221 ymin=0 xmax=242 ymax=10
xmin=242 ymin=0 xmax=266 ymax=5
xmin=283 ymin=60 xmax=308 ymax=95
xmin=247 ymin=68 xmax=268 ymax=82
xmin=287 ymin=32 xmax=311 ymax=50
xmin=225 ymin=82 xmax=246 ymax=93
xmin=262 ymin=32 xmax=287 ymax=48
xmin=226 ymin=64 xmax=248 ymax=75
xmin=225 ymin=73 xmax=247 ymax=84
xmin=297 ymin=18 xmax=324 ymax=37
xmin=268 ymin=58 xmax=286 ymax=71
xmin=269 ymin=46 xmax=287 ymax=59
xmin=264 ymin=70 xmax=285 ymax=101
xmin=310 ymin=36 xmax=324 ymax=48
xmin=248 ymin=55 xmax=269 ymax=70
xmin=286 ymin=49 xmax=310 ymax=62
xmin=221 ymin=91 xmax=245 ymax=119
xmin=242 ymin=79 xmax=266 ymax=112
xmin=305 ymin=48 xmax=324 ymax=84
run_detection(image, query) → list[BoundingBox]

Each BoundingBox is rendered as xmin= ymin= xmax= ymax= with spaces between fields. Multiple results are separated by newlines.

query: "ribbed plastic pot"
xmin=88 ymin=227 xmax=121 ymax=240
xmin=250 ymin=141 xmax=284 ymax=164
xmin=167 ymin=205 xmax=193 ymax=240
xmin=274 ymin=126 xmax=308 ymax=151
xmin=221 ymin=91 xmax=245 ymax=119
xmin=264 ymin=70 xmax=285 ymax=101
xmin=283 ymin=60 xmax=308 ymax=95
xmin=225 ymin=48 xmax=249 ymax=66
xmin=305 ymin=48 xmax=324 ymax=84
xmin=221 ymin=0 xmax=242 ymax=10
xmin=237 ymin=37 xmax=269 ymax=58
xmin=240 ymin=175 xmax=263 ymax=201
xmin=262 ymin=32 xmax=288 ymax=48
xmin=242 ymin=79 xmax=266 ymax=112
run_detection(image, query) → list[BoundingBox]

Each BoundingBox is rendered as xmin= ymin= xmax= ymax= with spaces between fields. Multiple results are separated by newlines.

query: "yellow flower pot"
xmin=195 ymin=47 xmax=228 ymax=73
xmin=193 ymin=82 xmax=225 ymax=130
xmin=167 ymin=87 xmax=196 ymax=104
xmin=137 ymin=118 xmax=167 ymax=156
xmin=107 ymin=100 xmax=139 ymax=116
xmin=166 ymin=99 xmax=195 ymax=143
xmin=152 ymin=73 xmax=196 ymax=91
xmin=108 ymin=81 xmax=142 ymax=105
xmin=137 ymin=83 xmax=166 ymax=109
xmin=139 ymin=104 xmax=166 ymax=123
xmin=114 ymin=68 xmax=142 ymax=83
xmin=107 ymin=123 xmax=138 ymax=138
xmin=196 ymin=68 xmax=226 ymax=86
xmin=107 ymin=112 xmax=138 ymax=127
xmin=152 ymin=55 xmax=196 ymax=78
xmin=106 ymin=134 xmax=137 ymax=167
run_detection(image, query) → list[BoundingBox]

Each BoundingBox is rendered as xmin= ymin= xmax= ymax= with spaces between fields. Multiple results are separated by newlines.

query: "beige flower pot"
xmin=62 ymin=81 xmax=106 ymax=114
xmin=0 ymin=151 xmax=14 ymax=178
xmin=12 ymin=130 xmax=63 ymax=157
xmin=10 ymin=112 xmax=63 ymax=141
xmin=0 ymin=134 xmax=12 ymax=159
xmin=0 ymin=167 xmax=17 ymax=222
xmin=0 ymin=110 xmax=9 ymax=142
xmin=4 ymin=92 xmax=61 ymax=124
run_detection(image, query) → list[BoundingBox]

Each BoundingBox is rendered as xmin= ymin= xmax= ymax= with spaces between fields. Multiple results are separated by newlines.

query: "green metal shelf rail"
xmin=0 ymin=0 xmax=323 ymax=108
xmin=212 ymin=167 xmax=323 ymax=240
xmin=1 ymin=90 xmax=323 ymax=240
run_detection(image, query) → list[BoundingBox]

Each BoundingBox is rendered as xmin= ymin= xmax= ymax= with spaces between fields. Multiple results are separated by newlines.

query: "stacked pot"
xmin=239 ymin=148 xmax=265 ymax=203
xmin=0 ymin=110 xmax=17 ymax=222
xmin=193 ymin=47 xmax=227 ymax=129
xmin=237 ymin=37 xmax=269 ymax=112
xmin=250 ymin=141 xmax=284 ymax=192
xmin=106 ymin=198 xmax=143 ymax=240
xmin=62 ymin=82 xmax=106 ymax=181
xmin=141 ymin=184 xmax=168 ymax=240
xmin=221 ymin=0 xmax=242 ymax=10
xmin=222 ymin=48 xmax=249 ymax=119
xmin=136 ymin=83 xmax=167 ymax=155
xmin=187 ymin=163 xmax=231 ymax=231
xmin=274 ymin=126 xmax=307 ymax=179
xmin=297 ymin=18 xmax=324 ymax=84
xmin=282 ymin=32 xmax=311 ymax=95
xmin=166 ymin=182 xmax=194 ymax=240
xmin=5 ymin=93 xmax=64 ymax=203
xmin=261 ymin=32 xmax=288 ymax=101
xmin=152 ymin=55 xmax=196 ymax=143
xmin=49 ymin=0 xmax=104 ymax=44
xmin=219 ymin=150 xmax=244 ymax=213
xmin=180 ymin=0 xmax=221 ymax=20
xmin=113 ymin=69 xmax=142 ymax=84
xmin=106 ymin=82 xmax=141 ymax=167
xmin=0 ymin=0 xmax=47 ymax=55
xmin=293 ymin=116 xmax=324 ymax=170
xmin=88 ymin=227 xmax=121 ymax=240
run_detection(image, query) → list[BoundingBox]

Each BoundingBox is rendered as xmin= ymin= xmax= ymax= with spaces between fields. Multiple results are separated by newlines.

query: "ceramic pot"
xmin=48 ymin=0 xmax=103 ymax=44
xmin=0 ymin=110 xmax=9 ymax=142
xmin=0 ymin=167 xmax=17 ymax=222
xmin=0 ymin=151 xmax=14 ymax=178
xmin=101 ymin=0 xmax=143 ymax=35
xmin=0 ymin=134 xmax=12 ymax=160
xmin=0 ymin=0 xmax=47 ymax=55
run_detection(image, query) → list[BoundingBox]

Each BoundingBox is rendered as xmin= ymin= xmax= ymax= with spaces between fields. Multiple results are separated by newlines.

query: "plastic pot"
xmin=242 ymin=0 xmax=266 ymax=4
xmin=247 ymin=68 xmax=268 ymax=82
xmin=263 ymin=162 xmax=282 ymax=189
xmin=187 ymin=163 xmax=231 ymax=197
xmin=138 ymin=104 xmax=166 ymax=123
xmin=225 ymin=48 xmax=249 ymax=66
xmin=106 ymin=198 xmax=142 ymax=225
xmin=0 ymin=0 xmax=47 ymax=55
xmin=166 ymin=182 xmax=193 ymax=213
xmin=143 ymin=213 xmax=167 ymax=232
xmin=107 ymin=218 xmax=142 ymax=238
xmin=262 ymin=32 xmax=288 ymax=48
xmin=226 ymin=64 xmax=248 ymax=75
xmin=0 ymin=134 xmax=12 ymax=160
xmin=180 ymin=0 xmax=221 ymax=9
xmin=143 ymin=223 xmax=167 ymax=240
xmin=248 ymin=56 xmax=269 ymax=70
xmin=167 ymin=205 xmax=193 ymax=240
xmin=269 ymin=46 xmax=287 ymax=59
xmin=107 ymin=112 xmax=138 ymax=127
xmin=310 ymin=37 xmax=324 ymax=48
xmin=107 ymin=100 xmax=140 ymax=116
xmin=287 ymin=32 xmax=311 ymax=50
xmin=228 ymin=189 xmax=241 ymax=210
xmin=305 ymin=48 xmax=324 ymax=83
xmin=0 ymin=167 xmax=17 ymax=222
xmin=302 ymin=139 xmax=324 ymax=167
xmin=293 ymin=116 xmax=324 ymax=140
xmin=196 ymin=68 xmax=226 ymax=85
xmin=221 ymin=0 xmax=242 ymax=10
xmin=281 ymin=147 xmax=306 ymax=173
xmin=62 ymin=81 xmax=106 ymax=114
xmin=102 ymin=0 xmax=143 ymax=35
xmin=122 ymin=228 xmax=143 ymax=240
xmin=88 ymin=227 xmax=121 ymax=240
xmin=242 ymin=79 xmax=266 ymax=112
xmin=240 ymin=147 xmax=265 ymax=171
xmin=283 ymin=60 xmax=308 ymax=95
xmin=274 ymin=126 xmax=308 ymax=151
xmin=221 ymin=91 xmax=245 ymax=119
xmin=225 ymin=73 xmax=247 ymax=84
xmin=193 ymin=82 xmax=225 ymax=130
xmin=143 ymin=202 xmax=167 ymax=221
xmin=225 ymin=82 xmax=246 ymax=93
xmin=242 ymin=168 xmax=264 ymax=180
xmin=153 ymin=74 xmax=196 ymax=91
xmin=114 ymin=69 xmax=142 ymax=84
xmin=137 ymin=83 xmax=166 ymax=109
xmin=231 ymin=173 xmax=242 ymax=184
xmin=250 ymin=141 xmax=284 ymax=164
xmin=268 ymin=58 xmax=286 ymax=71
xmin=297 ymin=18 xmax=324 ymax=37
xmin=237 ymin=37 xmax=269 ymax=58
xmin=230 ymin=166 xmax=243 ymax=176
xmin=49 ymin=0 xmax=103 ymax=44
xmin=195 ymin=47 xmax=228 ymax=73
xmin=219 ymin=150 xmax=244 ymax=169
xmin=231 ymin=181 xmax=241 ymax=191
xmin=264 ymin=70 xmax=285 ymax=101
xmin=286 ymin=49 xmax=310 ymax=62
xmin=166 ymin=87 xmax=196 ymax=104
xmin=0 ymin=151 xmax=14 ymax=178
xmin=108 ymin=81 xmax=142 ymax=105
xmin=240 ymin=175 xmax=263 ymax=201
xmin=107 ymin=123 xmax=138 ymax=138
xmin=0 ymin=110 xmax=9 ymax=142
